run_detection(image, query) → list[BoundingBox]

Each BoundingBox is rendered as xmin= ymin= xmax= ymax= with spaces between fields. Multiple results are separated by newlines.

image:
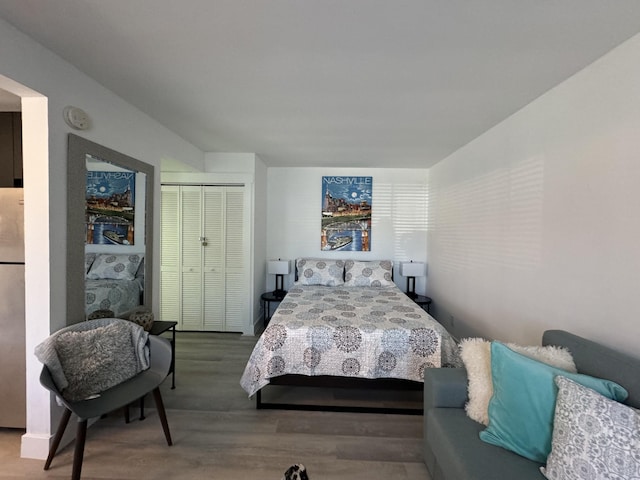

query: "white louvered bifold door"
xmin=180 ymin=186 xmax=204 ymax=330
xmin=202 ymin=187 xmax=224 ymax=330
xmin=161 ymin=184 xmax=247 ymax=332
xmin=160 ymin=186 xmax=180 ymax=322
xmin=224 ymin=188 xmax=246 ymax=331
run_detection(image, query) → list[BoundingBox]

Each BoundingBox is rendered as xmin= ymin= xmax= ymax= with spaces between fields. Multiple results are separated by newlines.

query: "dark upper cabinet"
xmin=0 ymin=112 xmax=22 ymax=187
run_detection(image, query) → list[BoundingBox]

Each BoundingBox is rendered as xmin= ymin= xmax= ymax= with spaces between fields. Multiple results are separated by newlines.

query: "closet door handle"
xmin=200 ymin=236 xmax=208 ymax=246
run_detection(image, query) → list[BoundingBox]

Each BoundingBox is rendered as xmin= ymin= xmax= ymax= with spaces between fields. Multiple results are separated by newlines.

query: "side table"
xmin=261 ymin=291 xmax=286 ymax=327
xmin=412 ymin=294 xmax=432 ymax=314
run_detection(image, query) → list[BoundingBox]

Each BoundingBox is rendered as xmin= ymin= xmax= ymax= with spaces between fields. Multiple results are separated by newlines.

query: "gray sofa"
xmin=423 ymin=330 xmax=640 ymax=480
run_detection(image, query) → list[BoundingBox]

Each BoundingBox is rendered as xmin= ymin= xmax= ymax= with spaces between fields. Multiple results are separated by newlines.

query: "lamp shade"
xmin=399 ymin=261 xmax=426 ymax=277
xmin=267 ymin=259 xmax=290 ymax=275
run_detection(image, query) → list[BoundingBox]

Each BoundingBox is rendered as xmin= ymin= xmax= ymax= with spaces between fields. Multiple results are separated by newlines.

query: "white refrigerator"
xmin=0 ymin=188 xmax=25 ymax=428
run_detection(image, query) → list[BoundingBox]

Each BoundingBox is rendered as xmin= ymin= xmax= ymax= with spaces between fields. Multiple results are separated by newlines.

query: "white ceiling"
xmin=1 ymin=1 xmax=640 ymax=168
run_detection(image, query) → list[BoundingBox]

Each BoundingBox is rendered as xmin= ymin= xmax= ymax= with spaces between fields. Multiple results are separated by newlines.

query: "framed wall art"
xmin=85 ymin=168 xmax=136 ymax=245
xmin=321 ymin=176 xmax=372 ymax=251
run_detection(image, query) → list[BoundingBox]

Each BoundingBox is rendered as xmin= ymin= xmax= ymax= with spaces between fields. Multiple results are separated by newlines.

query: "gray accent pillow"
xmin=55 ymin=321 xmax=141 ymax=401
xmin=541 ymin=376 xmax=640 ymax=479
xmin=344 ymin=260 xmax=394 ymax=287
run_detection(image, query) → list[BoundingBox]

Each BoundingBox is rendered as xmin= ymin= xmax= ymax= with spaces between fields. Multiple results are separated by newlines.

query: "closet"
xmin=161 ymin=184 xmax=246 ymax=331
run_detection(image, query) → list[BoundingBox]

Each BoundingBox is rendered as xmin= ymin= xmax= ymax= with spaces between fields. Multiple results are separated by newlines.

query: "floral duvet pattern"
xmin=241 ymin=284 xmax=459 ymax=396
xmin=85 ymin=279 xmax=143 ymax=317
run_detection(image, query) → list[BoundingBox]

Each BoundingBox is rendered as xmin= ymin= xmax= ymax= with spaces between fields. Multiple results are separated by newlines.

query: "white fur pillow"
xmin=459 ymin=338 xmax=577 ymax=425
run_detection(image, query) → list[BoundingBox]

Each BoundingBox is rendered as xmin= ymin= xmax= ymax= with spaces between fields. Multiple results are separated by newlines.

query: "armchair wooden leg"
xmin=152 ymin=387 xmax=172 ymax=446
xmin=71 ymin=419 xmax=88 ymax=480
xmin=44 ymin=408 xmax=72 ymax=470
xmin=139 ymin=395 xmax=146 ymax=420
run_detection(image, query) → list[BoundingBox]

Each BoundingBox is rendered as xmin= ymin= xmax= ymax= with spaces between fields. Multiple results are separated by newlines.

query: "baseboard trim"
xmin=20 ymin=433 xmax=51 ymax=460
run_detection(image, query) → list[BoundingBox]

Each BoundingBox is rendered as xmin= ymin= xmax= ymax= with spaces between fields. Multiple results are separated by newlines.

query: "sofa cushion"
xmin=426 ymin=408 xmax=546 ymax=480
xmin=541 ymin=376 xmax=640 ymax=480
xmin=459 ymin=338 xmax=576 ymax=425
xmin=480 ymin=342 xmax=628 ymax=463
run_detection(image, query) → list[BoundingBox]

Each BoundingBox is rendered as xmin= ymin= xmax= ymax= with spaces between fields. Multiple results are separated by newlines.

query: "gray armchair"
xmin=37 ymin=319 xmax=173 ymax=480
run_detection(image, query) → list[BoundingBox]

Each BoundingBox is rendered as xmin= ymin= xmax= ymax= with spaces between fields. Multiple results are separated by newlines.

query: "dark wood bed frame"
xmin=255 ymin=375 xmax=423 ymax=415
xmin=255 ymin=260 xmax=424 ymax=415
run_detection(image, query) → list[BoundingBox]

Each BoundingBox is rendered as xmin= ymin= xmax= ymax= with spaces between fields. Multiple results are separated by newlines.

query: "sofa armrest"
xmin=424 ymin=367 xmax=468 ymax=410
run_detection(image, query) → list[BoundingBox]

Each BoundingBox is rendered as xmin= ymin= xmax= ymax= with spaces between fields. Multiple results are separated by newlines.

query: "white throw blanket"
xmin=35 ymin=318 xmax=149 ymax=401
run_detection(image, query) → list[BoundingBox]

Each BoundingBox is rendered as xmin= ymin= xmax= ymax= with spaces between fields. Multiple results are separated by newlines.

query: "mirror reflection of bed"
xmin=84 ymin=157 xmax=146 ymax=318
xmin=66 ymin=134 xmax=154 ymax=323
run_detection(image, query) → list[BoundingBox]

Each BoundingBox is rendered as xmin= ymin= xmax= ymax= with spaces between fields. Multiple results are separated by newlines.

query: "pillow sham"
xmin=344 ymin=260 xmax=394 ymax=287
xmin=296 ymin=258 xmax=345 ymax=286
xmin=541 ymin=376 xmax=639 ymax=480
xmin=479 ymin=342 xmax=628 ymax=463
xmin=459 ymin=338 xmax=577 ymax=425
xmin=87 ymin=253 xmax=143 ymax=281
xmin=84 ymin=252 xmax=97 ymax=274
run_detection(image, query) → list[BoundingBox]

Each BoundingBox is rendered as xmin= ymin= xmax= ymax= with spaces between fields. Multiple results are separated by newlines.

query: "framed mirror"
xmin=67 ymin=134 xmax=154 ymax=323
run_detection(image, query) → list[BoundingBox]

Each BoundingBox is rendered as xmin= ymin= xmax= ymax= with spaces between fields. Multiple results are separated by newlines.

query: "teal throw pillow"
xmin=479 ymin=341 xmax=628 ymax=463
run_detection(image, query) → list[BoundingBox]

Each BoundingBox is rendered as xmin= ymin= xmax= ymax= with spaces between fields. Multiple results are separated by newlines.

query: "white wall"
xmin=253 ymin=156 xmax=268 ymax=331
xmin=427 ymin=33 xmax=640 ymax=357
xmin=0 ymin=17 xmax=203 ymax=458
xmin=267 ymin=167 xmax=429 ymax=293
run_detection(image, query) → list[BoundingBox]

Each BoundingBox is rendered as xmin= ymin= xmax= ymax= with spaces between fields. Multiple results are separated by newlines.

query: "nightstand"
xmin=411 ymin=294 xmax=432 ymax=314
xmin=261 ymin=291 xmax=286 ymax=327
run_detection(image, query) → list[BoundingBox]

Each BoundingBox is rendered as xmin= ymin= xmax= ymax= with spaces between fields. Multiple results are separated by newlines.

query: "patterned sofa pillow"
xmin=296 ymin=258 xmax=345 ymax=286
xmin=541 ymin=376 xmax=639 ymax=480
xmin=87 ymin=253 xmax=143 ymax=281
xmin=344 ymin=260 xmax=394 ymax=287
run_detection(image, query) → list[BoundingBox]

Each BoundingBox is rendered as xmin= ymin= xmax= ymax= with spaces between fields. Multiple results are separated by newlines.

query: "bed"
xmin=240 ymin=258 xmax=459 ymax=413
xmin=84 ymin=252 xmax=145 ymax=318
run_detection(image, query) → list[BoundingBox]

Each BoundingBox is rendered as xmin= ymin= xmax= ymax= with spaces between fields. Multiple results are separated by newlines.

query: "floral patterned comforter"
xmin=240 ymin=284 xmax=459 ymax=397
xmin=85 ymin=278 xmax=143 ymax=317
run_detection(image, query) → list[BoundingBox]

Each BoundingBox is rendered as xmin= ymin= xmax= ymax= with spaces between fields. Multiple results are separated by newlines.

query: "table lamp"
xmin=267 ymin=259 xmax=290 ymax=298
xmin=399 ymin=261 xmax=426 ymax=299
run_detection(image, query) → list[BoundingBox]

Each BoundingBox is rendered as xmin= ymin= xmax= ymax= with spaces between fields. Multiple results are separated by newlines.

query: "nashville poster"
xmin=321 ymin=176 xmax=372 ymax=251
xmin=86 ymin=170 xmax=136 ymax=245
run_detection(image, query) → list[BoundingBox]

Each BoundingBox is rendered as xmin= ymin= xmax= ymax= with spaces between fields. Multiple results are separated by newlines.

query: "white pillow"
xmin=87 ymin=253 xmax=143 ymax=281
xmin=459 ymin=338 xmax=577 ymax=425
xmin=541 ymin=376 xmax=639 ymax=479
xmin=296 ymin=258 xmax=345 ymax=286
xmin=344 ymin=260 xmax=394 ymax=287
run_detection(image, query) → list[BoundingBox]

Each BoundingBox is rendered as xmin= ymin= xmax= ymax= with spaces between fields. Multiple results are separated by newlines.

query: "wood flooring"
xmin=0 ymin=331 xmax=432 ymax=479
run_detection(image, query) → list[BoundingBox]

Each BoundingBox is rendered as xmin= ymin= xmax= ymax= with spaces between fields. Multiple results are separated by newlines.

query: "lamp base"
xmin=406 ymin=276 xmax=417 ymax=299
xmin=272 ymin=289 xmax=287 ymax=299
